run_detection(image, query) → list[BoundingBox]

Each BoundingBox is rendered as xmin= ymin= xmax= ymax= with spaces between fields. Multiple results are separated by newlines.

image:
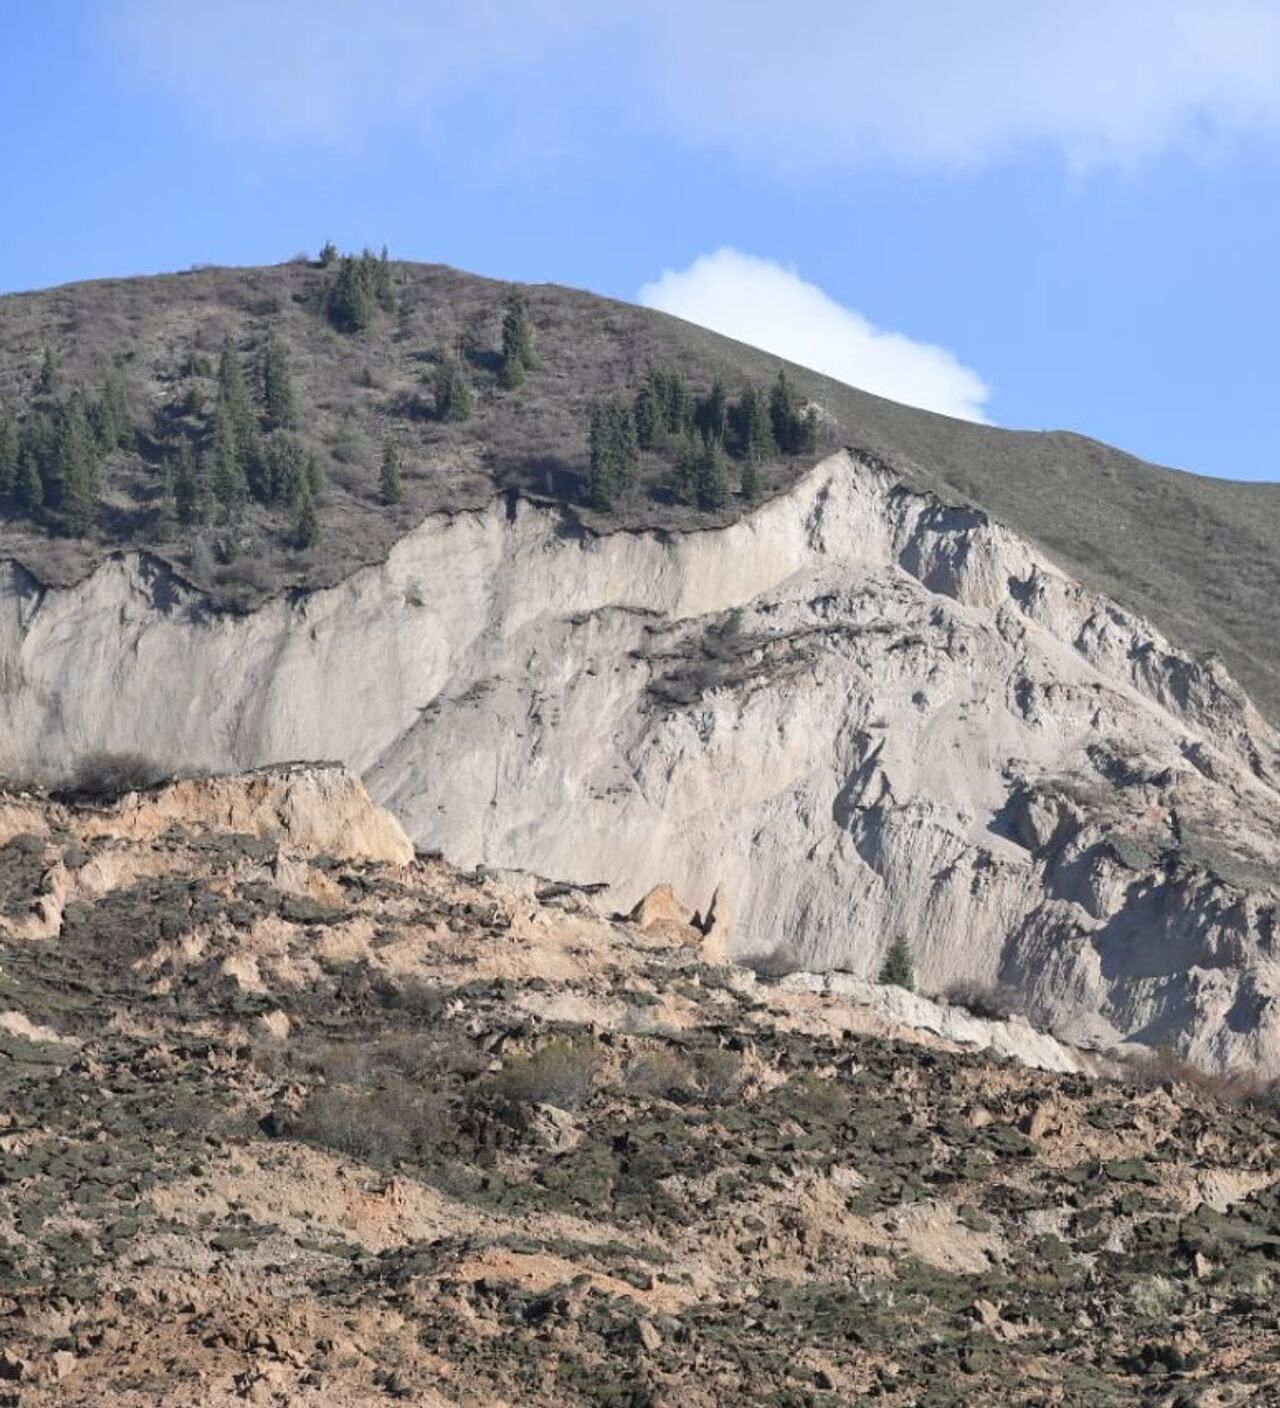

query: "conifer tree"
xmin=878 ymin=935 xmax=915 ymax=991
xmin=262 ymin=335 xmax=295 ymax=430
xmin=740 ymin=455 xmax=761 ymax=504
xmin=305 ymin=452 xmax=326 ymax=501
xmin=16 ymin=448 xmax=43 ymax=513
xmin=295 ymin=490 xmax=322 ymax=549
xmin=671 ymin=432 xmax=703 ymax=504
xmin=211 ymin=403 xmax=247 ymax=517
xmin=262 ymin=433 xmax=307 ymax=505
xmin=500 ymin=287 xmax=535 ymax=388
xmin=801 ymin=405 xmax=820 ymax=453
xmin=634 ymin=381 xmax=659 ymax=451
xmin=319 ymin=240 xmax=338 ymax=268
xmin=380 ymin=444 xmax=404 ymax=505
xmin=433 ymin=355 xmax=474 ymax=421
xmin=697 ymin=379 xmax=728 ymax=444
xmin=173 ymin=439 xmax=205 ymax=526
xmin=587 ymin=398 xmax=639 ymax=510
xmin=374 ymin=246 xmax=395 ymax=311
xmin=56 ymin=390 xmax=99 ymax=520
xmin=736 ymin=387 xmax=776 ymax=463
xmin=91 ymin=374 xmax=133 ymax=452
xmin=695 ymin=437 xmax=731 ymax=511
xmin=329 ymin=255 xmax=374 ymax=332
xmin=217 ymin=335 xmax=253 ymax=441
xmin=769 ymin=369 xmax=803 ymax=452
xmin=36 ymin=346 xmax=57 ymax=396
xmin=154 ymin=457 xmax=177 ymax=540
xmin=0 ymin=406 xmax=17 ymax=496
xmin=663 ymin=369 xmax=692 ymax=435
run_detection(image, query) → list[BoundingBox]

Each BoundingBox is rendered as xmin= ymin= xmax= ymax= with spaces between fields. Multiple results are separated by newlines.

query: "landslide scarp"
xmin=2 ymin=258 xmax=1279 ymax=721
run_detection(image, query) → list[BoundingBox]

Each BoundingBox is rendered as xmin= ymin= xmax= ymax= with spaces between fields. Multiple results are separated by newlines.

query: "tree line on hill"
xmin=587 ymin=366 xmax=820 ymax=512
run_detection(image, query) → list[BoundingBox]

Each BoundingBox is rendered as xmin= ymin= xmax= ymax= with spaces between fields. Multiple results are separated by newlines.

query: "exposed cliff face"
xmin=3 ymin=452 xmax=1279 ymax=1068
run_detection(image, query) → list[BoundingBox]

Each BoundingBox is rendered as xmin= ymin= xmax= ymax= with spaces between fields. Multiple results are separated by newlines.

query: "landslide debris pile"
xmin=1 ymin=768 xmax=1280 ymax=1406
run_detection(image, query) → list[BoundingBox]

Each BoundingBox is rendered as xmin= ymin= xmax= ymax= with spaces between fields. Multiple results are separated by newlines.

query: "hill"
xmin=1 ymin=255 xmax=1279 ymax=721
xmin=2 ymin=766 xmax=1279 ymax=1405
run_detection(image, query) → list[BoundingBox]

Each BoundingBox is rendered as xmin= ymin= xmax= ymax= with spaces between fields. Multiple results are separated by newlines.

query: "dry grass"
xmin=2 ymin=257 xmax=1279 ymax=722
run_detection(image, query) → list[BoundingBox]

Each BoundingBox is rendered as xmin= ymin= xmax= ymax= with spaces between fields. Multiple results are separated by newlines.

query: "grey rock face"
xmin=2 ymin=451 xmax=1278 ymax=1069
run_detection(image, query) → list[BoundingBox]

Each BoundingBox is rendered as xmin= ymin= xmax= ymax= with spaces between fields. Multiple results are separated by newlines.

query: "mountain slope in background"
xmin=1 ymin=259 xmax=1279 ymax=720
xmin=1 ymin=262 xmax=1279 ymax=1072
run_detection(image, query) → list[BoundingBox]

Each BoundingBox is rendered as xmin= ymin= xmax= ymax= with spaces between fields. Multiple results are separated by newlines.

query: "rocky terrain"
xmin=1 ymin=766 xmax=1279 ymax=1406
xmin=3 ymin=446 xmax=1279 ymax=1073
xmin=3 ymin=260 xmax=1280 ymax=1072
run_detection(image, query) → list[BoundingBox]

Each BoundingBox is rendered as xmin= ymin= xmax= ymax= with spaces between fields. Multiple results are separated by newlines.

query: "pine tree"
xmin=0 ymin=406 xmax=17 ymax=496
xmin=36 ymin=346 xmax=57 ymax=396
xmin=768 ymin=370 xmax=815 ymax=454
xmin=16 ymin=448 xmax=43 ymax=513
xmin=329 ymin=255 xmax=374 ymax=332
xmin=878 ymin=935 xmax=915 ymax=991
xmin=500 ymin=287 xmax=535 ymax=389
xmin=319 ymin=240 xmax=338 ymax=268
xmin=671 ymin=432 xmax=703 ymax=504
xmin=305 ymin=451 xmax=326 ymax=501
xmin=262 ymin=433 xmax=307 ymax=505
xmin=695 ymin=437 xmax=731 ymax=511
xmin=736 ymin=387 xmax=776 ymax=463
xmin=380 ymin=444 xmax=404 ymax=505
xmin=154 ymin=457 xmax=177 ymax=540
xmin=740 ymin=455 xmax=761 ymax=503
xmin=587 ymin=398 xmax=638 ymax=511
xmin=697 ymin=379 xmax=728 ymax=444
xmin=211 ymin=403 xmax=247 ymax=517
xmin=56 ymin=390 xmax=99 ymax=525
xmin=663 ymin=370 xmax=692 ymax=435
xmin=262 ymin=335 xmax=295 ymax=430
xmin=217 ymin=335 xmax=253 ymax=440
xmin=91 ymin=375 xmax=133 ymax=452
xmin=634 ymin=381 xmax=659 ymax=451
xmin=173 ymin=439 xmax=205 ymax=526
xmin=374 ymin=246 xmax=395 ymax=312
xmin=433 ymin=355 xmax=474 ymax=421
xmin=295 ymin=490 xmax=322 ymax=549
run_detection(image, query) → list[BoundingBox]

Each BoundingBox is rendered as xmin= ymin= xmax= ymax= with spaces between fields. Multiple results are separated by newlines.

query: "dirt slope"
xmin=1 ymin=768 xmax=1279 ymax=1405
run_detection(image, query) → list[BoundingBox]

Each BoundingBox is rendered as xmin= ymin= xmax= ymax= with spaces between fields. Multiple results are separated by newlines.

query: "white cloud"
xmin=638 ymin=250 xmax=991 ymax=423
xmin=103 ymin=1 xmax=1280 ymax=169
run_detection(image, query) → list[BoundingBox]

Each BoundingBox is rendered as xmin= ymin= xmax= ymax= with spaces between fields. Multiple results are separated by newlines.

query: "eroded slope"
xmin=1 ymin=768 xmax=1279 ymax=1405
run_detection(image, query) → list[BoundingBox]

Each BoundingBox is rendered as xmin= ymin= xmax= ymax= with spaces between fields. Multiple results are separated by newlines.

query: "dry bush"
xmin=942 ymin=980 xmax=1025 ymax=1022
xmin=1123 ymin=1046 xmax=1280 ymax=1108
xmin=291 ymin=1081 xmax=449 ymax=1164
xmin=492 ymin=1038 xmax=600 ymax=1111
xmin=623 ymin=1043 xmax=743 ymax=1104
xmin=65 ymin=750 xmax=164 ymax=800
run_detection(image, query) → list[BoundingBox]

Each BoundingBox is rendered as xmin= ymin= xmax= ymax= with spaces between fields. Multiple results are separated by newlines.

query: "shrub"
xmin=943 ymin=980 xmax=1023 ymax=1021
xmin=492 ymin=1038 xmax=599 ymax=1111
xmin=65 ymin=750 xmax=163 ymax=800
xmin=290 ymin=1081 xmax=448 ymax=1165
xmin=623 ymin=1043 xmax=743 ymax=1104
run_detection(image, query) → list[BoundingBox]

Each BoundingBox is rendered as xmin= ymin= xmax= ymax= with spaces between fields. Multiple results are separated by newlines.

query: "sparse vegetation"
xmin=64 ymin=749 xmax=163 ymax=799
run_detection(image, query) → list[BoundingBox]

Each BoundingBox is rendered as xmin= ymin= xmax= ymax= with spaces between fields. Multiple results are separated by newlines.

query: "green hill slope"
xmin=2 ymin=255 xmax=1279 ymax=720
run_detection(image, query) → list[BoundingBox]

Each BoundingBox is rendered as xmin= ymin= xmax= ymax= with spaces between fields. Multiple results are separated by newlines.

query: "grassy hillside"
xmin=2 ymin=255 xmax=1280 ymax=721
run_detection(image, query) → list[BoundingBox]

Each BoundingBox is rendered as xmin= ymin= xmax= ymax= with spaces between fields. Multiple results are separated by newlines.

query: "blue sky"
xmin=4 ymin=2 xmax=1280 ymax=480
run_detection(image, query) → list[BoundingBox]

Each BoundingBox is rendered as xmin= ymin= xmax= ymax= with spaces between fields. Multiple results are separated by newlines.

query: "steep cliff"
xmin=3 ymin=450 xmax=1278 ymax=1069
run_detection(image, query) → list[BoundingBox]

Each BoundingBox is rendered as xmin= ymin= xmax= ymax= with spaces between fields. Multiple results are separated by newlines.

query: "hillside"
xmin=3 ymin=766 xmax=1280 ymax=1406
xmin=1 ymin=256 xmax=1279 ymax=722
